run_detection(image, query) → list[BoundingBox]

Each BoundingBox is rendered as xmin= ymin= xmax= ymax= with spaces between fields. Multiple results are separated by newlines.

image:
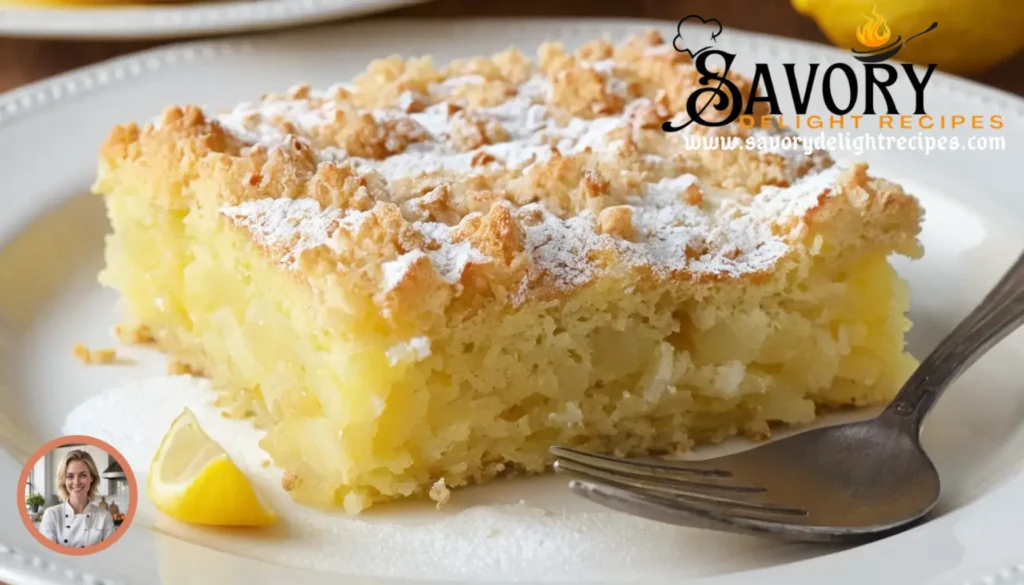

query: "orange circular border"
xmin=17 ymin=435 xmax=138 ymax=556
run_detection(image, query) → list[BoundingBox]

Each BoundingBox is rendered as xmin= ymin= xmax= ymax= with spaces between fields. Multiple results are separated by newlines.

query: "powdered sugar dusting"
xmin=212 ymin=72 xmax=636 ymax=184
xmin=589 ymin=59 xmax=617 ymax=75
xmin=397 ymin=91 xmax=423 ymax=113
xmin=520 ymin=208 xmax=605 ymax=290
xmin=386 ymin=336 xmax=432 ymax=366
xmin=221 ymin=199 xmax=373 ymax=267
xmin=336 ymin=207 xmax=373 ymax=232
xmin=516 ymin=73 xmax=551 ymax=101
xmin=431 ymin=74 xmax=487 ymax=94
xmin=556 ymin=115 xmax=625 ymax=155
xmin=221 ymin=156 xmax=841 ymax=295
xmin=220 ymin=198 xmax=342 ymax=266
xmin=343 ymin=74 xmax=628 ymax=182
xmin=431 ymin=240 xmax=490 ymax=284
xmin=211 ymin=54 xmax=840 ymax=297
xmin=411 ymin=220 xmax=491 ymax=287
xmin=587 ymin=59 xmax=629 ymax=98
xmin=217 ymin=99 xmax=336 ymax=147
xmin=378 ymin=220 xmax=492 ymax=293
xmin=412 ymin=218 xmax=457 ymax=244
xmin=644 ymin=44 xmax=676 ymax=55
xmin=408 ymin=101 xmax=453 ymax=138
xmin=382 ymin=250 xmax=427 ymax=291
xmin=515 ymin=168 xmax=842 ymax=294
xmin=361 ymin=143 xmax=476 ymax=183
xmin=753 ymin=163 xmax=843 ymax=218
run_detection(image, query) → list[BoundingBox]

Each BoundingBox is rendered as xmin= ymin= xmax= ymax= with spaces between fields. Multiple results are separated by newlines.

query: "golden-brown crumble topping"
xmin=97 ymin=30 xmax=922 ymax=325
xmin=597 ymin=206 xmax=636 ymax=241
xmin=447 ymin=109 xmax=510 ymax=152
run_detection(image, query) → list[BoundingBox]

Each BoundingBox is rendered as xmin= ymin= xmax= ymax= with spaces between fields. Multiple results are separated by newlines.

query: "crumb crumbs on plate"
xmin=114 ymin=323 xmax=155 ymax=345
xmin=73 ymin=343 xmax=120 ymax=365
xmin=168 ymin=359 xmax=196 ymax=376
xmin=429 ymin=478 xmax=451 ymax=509
xmin=282 ymin=472 xmax=301 ymax=492
xmin=261 ymin=459 xmax=272 ymax=468
xmin=743 ymin=420 xmax=772 ymax=441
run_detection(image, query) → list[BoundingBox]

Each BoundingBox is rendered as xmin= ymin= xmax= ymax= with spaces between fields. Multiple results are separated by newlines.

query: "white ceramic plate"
xmin=0 ymin=0 xmax=425 ymax=40
xmin=1 ymin=17 xmax=1024 ymax=585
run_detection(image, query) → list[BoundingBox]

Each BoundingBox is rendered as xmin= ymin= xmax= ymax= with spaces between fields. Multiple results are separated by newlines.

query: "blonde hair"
xmin=55 ymin=449 xmax=100 ymax=502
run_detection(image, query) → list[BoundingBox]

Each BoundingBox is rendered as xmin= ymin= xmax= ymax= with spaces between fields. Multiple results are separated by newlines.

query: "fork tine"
xmin=567 ymin=479 xmax=808 ymax=538
xmin=552 ymin=457 xmax=765 ymax=494
xmin=550 ymin=446 xmax=734 ymax=479
xmin=567 ymin=479 xmax=886 ymax=544
xmin=550 ymin=447 xmax=762 ymax=494
xmin=555 ymin=459 xmax=805 ymax=516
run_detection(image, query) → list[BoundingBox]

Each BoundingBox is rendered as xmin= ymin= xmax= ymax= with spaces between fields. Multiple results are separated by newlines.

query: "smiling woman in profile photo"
xmin=38 ymin=449 xmax=115 ymax=549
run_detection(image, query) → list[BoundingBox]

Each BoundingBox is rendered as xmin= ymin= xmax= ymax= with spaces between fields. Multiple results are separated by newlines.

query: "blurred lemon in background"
xmin=792 ymin=0 xmax=1024 ymax=75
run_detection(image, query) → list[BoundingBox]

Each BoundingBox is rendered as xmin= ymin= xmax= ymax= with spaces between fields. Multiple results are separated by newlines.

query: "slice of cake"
xmin=93 ymin=31 xmax=922 ymax=513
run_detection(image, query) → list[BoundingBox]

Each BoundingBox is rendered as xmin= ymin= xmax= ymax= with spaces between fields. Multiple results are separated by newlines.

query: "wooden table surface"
xmin=0 ymin=0 xmax=1021 ymax=96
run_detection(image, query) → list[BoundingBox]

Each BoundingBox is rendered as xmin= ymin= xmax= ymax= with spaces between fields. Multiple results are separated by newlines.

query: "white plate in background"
xmin=1 ymin=17 xmax=1023 ymax=585
xmin=0 ymin=0 xmax=425 ymax=40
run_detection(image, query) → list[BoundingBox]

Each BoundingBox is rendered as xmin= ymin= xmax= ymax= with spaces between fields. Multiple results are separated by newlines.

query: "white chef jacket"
xmin=39 ymin=502 xmax=115 ymax=549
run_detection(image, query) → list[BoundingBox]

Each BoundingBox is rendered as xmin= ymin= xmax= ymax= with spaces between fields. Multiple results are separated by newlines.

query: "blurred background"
xmin=1 ymin=0 xmax=1021 ymax=95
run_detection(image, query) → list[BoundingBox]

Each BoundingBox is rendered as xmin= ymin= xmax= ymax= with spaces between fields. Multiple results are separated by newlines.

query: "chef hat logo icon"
xmin=673 ymin=14 xmax=724 ymax=58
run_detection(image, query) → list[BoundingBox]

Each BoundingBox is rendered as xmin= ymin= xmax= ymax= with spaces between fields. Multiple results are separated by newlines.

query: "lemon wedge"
xmin=148 ymin=408 xmax=276 ymax=526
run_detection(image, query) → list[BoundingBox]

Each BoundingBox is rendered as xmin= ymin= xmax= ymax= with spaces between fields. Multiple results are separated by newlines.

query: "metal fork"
xmin=551 ymin=251 xmax=1024 ymax=543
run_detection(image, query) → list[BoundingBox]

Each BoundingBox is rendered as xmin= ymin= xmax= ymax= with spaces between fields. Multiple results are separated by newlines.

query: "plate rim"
xmin=0 ymin=16 xmax=1023 ymax=585
xmin=1 ymin=16 xmax=1021 ymax=125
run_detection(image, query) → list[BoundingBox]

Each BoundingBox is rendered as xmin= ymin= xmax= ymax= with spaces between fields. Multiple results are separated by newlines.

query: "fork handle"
xmin=883 ymin=250 xmax=1024 ymax=431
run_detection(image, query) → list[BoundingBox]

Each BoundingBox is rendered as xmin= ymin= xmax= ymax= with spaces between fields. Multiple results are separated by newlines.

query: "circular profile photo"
xmin=18 ymin=435 xmax=137 ymax=555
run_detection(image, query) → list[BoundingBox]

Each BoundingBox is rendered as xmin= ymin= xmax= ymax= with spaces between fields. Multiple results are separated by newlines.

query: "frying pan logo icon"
xmin=852 ymin=6 xmax=938 ymax=63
